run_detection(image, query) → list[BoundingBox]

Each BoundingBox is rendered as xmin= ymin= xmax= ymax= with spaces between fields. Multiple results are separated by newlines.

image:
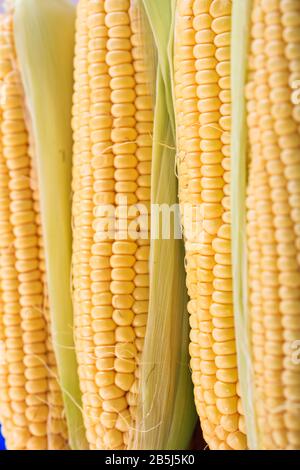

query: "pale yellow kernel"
xmin=102 ymin=397 xmax=127 ymax=413
xmin=95 ymin=371 xmax=115 ymax=388
xmin=227 ymin=431 xmax=247 ymax=450
xmin=215 ymin=424 xmax=229 ymax=441
xmin=210 ymin=0 xmax=231 ymax=18
xmin=114 ymin=357 xmax=135 ymax=373
xmin=201 ymin=418 xmax=215 ymax=437
xmin=103 ymin=428 xmax=123 ymax=449
xmin=100 ymin=384 xmax=124 ymax=401
xmin=115 ymin=408 xmax=131 ymax=432
xmin=94 ymin=331 xmax=115 ymax=346
xmin=27 ymin=436 xmax=47 ymax=450
xmin=211 ymin=16 xmax=231 ymax=34
xmin=115 ymin=372 xmax=134 ymax=392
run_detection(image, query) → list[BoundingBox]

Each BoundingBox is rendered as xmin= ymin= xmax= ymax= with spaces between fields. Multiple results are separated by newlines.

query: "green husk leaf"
xmin=142 ymin=0 xmax=176 ymax=136
xmin=14 ymin=0 xmax=87 ymax=450
xmin=231 ymin=0 xmax=258 ymax=450
xmin=132 ymin=0 xmax=197 ymax=450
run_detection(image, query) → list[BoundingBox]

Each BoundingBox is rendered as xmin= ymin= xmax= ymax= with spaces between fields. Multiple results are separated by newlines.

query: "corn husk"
xmin=132 ymin=0 xmax=197 ymax=450
xmin=231 ymin=0 xmax=258 ymax=451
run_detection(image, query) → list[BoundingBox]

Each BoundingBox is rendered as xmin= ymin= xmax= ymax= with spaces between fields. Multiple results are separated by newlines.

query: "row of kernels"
xmin=88 ymin=1 xmax=114 ymax=435
xmin=248 ymin=0 xmax=275 ymax=450
xmin=128 ymin=2 xmax=152 ymax=430
xmin=205 ymin=0 xmax=246 ymax=450
xmin=252 ymin=11 xmax=288 ymax=447
xmin=193 ymin=7 xmax=221 ymax=403
xmin=263 ymin=3 xmax=300 ymax=448
xmin=72 ymin=0 xmax=97 ymax=449
xmin=32 ymin=171 xmax=68 ymax=448
xmin=279 ymin=1 xmax=300 ymax=264
xmin=103 ymin=0 xmax=137 ymax=450
xmin=0 ymin=94 xmax=13 ymax=441
xmin=175 ymin=0 xmax=206 ymax=445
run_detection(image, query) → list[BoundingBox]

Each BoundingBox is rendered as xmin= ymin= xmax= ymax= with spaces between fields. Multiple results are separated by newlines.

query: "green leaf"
xmin=132 ymin=0 xmax=197 ymax=450
xmin=231 ymin=0 xmax=258 ymax=451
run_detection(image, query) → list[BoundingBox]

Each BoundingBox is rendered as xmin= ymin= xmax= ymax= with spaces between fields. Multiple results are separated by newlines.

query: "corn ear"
xmin=244 ymin=0 xmax=300 ymax=450
xmin=13 ymin=0 xmax=87 ymax=450
xmin=0 ymin=5 xmax=70 ymax=450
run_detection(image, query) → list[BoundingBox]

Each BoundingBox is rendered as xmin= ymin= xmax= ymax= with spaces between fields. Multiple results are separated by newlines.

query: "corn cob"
xmin=0 ymin=0 xmax=86 ymax=450
xmin=0 ymin=10 xmax=68 ymax=450
xmin=14 ymin=0 xmax=87 ymax=450
xmin=246 ymin=0 xmax=300 ymax=451
xmin=72 ymin=0 xmax=153 ymax=450
xmin=0 ymin=24 xmax=13 ymax=446
xmin=174 ymin=0 xmax=247 ymax=450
